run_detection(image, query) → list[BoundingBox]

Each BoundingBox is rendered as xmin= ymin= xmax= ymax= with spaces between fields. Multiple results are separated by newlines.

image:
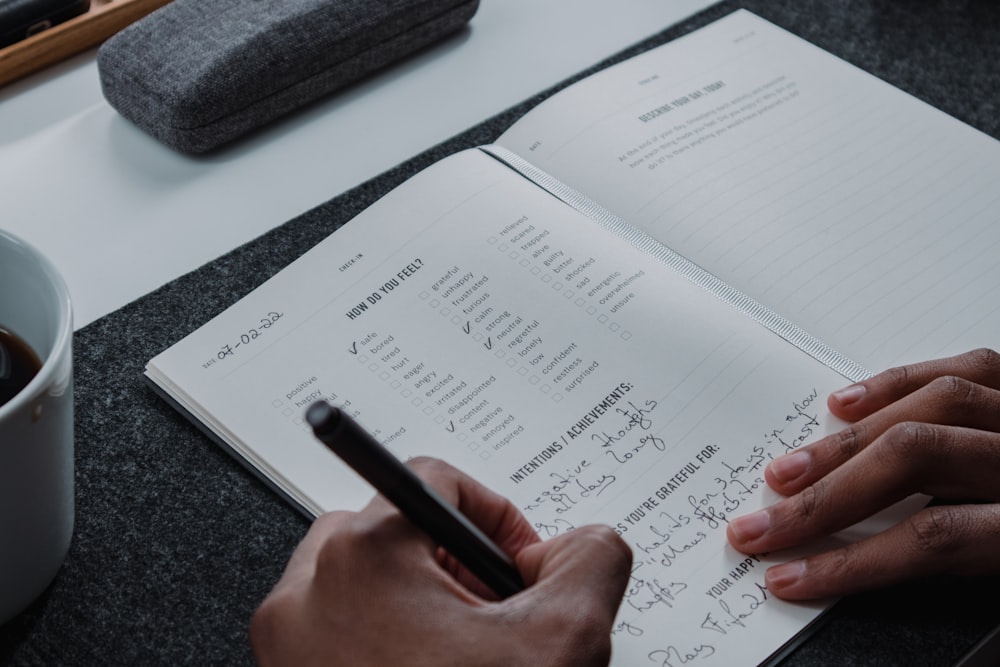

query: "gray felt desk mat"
xmin=3 ymin=0 xmax=999 ymax=664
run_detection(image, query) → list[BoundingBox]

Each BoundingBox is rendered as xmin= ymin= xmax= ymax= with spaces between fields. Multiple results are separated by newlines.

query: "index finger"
xmin=828 ymin=348 xmax=1000 ymax=422
xmin=766 ymin=352 xmax=1000 ymax=495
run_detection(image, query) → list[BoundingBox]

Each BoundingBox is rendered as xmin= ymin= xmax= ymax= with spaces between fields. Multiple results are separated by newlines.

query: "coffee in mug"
xmin=0 ymin=229 xmax=74 ymax=626
xmin=0 ymin=326 xmax=43 ymax=407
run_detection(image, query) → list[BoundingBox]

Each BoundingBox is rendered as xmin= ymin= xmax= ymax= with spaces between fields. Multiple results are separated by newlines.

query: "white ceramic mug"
xmin=0 ymin=229 xmax=73 ymax=625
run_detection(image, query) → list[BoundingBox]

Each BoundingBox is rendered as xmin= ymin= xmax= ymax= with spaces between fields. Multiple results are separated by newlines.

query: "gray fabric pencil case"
xmin=97 ymin=0 xmax=480 ymax=154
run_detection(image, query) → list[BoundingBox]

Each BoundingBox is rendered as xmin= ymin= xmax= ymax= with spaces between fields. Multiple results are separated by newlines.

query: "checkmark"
xmin=348 ymin=341 xmax=358 ymax=355
xmin=462 ymin=321 xmax=471 ymax=334
xmin=445 ymin=421 xmax=455 ymax=433
xmin=484 ymin=337 xmax=492 ymax=350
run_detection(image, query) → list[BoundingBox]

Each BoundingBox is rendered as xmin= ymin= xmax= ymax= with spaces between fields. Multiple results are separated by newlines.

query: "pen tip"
xmin=306 ymin=400 xmax=338 ymax=434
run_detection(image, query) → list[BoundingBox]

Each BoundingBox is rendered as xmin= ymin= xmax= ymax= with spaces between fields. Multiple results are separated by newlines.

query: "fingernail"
xmin=769 ymin=451 xmax=810 ymax=484
xmin=830 ymin=383 xmax=866 ymax=407
xmin=728 ymin=510 xmax=770 ymax=543
xmin=766 ymin=560 xmax=806 ymax=589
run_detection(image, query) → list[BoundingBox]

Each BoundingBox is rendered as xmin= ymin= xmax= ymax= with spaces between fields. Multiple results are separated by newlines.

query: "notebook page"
xmin=496 ymin=10 xmax=1000 ymax=372
xmin=147 ymin=149 xmax=851 ymax=665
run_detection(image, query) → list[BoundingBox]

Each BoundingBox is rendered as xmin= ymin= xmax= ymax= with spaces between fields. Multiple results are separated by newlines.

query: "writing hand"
xmin=251 ymin=457 xmax=632 ymax=666
xmin=727 ymin=348 xmax=1000 ymax=600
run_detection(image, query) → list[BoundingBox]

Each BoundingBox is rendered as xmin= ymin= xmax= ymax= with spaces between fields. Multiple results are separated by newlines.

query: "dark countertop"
xmin=3 ymin=0 xmax=999 ymax=664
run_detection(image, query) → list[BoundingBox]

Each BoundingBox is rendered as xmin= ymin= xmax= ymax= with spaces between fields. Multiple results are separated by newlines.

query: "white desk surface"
xmin=0 ymin=0 xmax=716 ymax=330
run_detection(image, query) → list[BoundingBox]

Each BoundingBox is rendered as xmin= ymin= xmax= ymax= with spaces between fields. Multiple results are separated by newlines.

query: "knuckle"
xmin=873 ymin=422 xmax=912 ymax=462
xmin=812 ymin=539 xmax=880 ymax=586
xmin=877 ymin=422 xmax=934 ymax=459
xmin=963 ymin=347 xmax=1000 ymax=376
xmin=906 ymin=507 xmax=962 ymax=557
xmin=316 ymin=513 xmax=386 ymax=569
xmin=824 ymin=541 xmax=856 ymax=576
xmin=794 ymin=483 xmax=825 ymax=521
xmin=832 ymin=425 xmax=865 ymax=459
xmin=925 ymin=375 xmax=991 ymax=418
xmin=926 ymin=374 xmax=975 ymax=403
xmin=872 ymin=422 xmax=954 ymax=484
xmin=880 ymin=363 xmax=916 ymax=392
xmin=314 ymin=530 xmax=351 ymax=573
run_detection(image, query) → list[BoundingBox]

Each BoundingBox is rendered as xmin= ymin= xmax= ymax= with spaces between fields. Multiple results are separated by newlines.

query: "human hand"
xmin=250 ymin=457 xmax=632 ymax=667
xmin=726 ymin=348 xmax=1000 ymax=600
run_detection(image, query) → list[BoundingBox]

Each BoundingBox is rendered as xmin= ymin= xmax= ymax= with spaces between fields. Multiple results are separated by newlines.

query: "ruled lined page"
xmin=497 ymin=10 xmax=1000 ymax=371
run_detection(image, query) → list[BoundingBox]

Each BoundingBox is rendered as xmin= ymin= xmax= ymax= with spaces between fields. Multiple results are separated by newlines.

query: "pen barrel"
xmin=307 ymin=401 xmax=524 ymax=598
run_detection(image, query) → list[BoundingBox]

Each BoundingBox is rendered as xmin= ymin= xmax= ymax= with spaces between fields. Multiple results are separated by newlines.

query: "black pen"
xmin=305 ymin=400 xmax=525 ymax=599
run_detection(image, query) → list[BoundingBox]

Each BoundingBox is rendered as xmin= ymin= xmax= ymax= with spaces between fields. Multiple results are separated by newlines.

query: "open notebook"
xmin=146 ymin=10 xmax=999 ymax=665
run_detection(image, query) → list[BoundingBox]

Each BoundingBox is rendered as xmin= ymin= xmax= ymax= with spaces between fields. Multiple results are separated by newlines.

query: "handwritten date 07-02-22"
xmin=203 ymin=312 xmax=284 ymax=368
